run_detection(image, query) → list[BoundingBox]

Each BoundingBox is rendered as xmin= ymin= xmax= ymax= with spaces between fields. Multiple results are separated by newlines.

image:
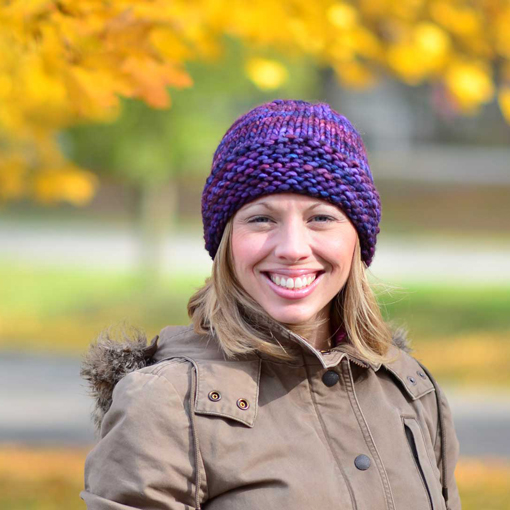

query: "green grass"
xmin=0 ymin=259 xmax=209 ymax=353
xmin=1 ymin=260 xmax=509 ymax=387
xmin=375 ymin=281 xmax=510 ymax=340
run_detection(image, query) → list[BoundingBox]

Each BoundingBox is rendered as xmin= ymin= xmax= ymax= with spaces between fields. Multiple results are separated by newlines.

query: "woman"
xmin=81 ymin=99 xmax=461 ymax=509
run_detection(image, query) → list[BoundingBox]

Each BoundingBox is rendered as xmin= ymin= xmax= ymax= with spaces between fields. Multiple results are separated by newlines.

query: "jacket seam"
xmin=132 ymin=366 xmax=209 ymax=506
xmin=341 ymin=359 xmax=396 ymax=510
xmin=159 ymin=325 xmax=194 ymax=343
xmin=150 ymin=358 xmax=187 ymax=377
xmin=433 ymin=393 xmax=441 ymax=452
xmin=414 ymin=414 xmax=441 ymax=476
xmin=401 ymin=418 xmax=433 ymax=510
xmin=402 ymin=410 xmax=440 ymax=474
xmin=254 ymin=358 xmax=262 ymax=422
xmin=414 ymin=360 xmax=451 ymax=509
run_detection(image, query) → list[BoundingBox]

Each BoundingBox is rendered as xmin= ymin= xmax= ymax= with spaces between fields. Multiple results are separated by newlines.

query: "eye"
xmin=246 ymin=214 xmax=337 ymax=224
xmin=311 ymin=215 xmax=336 ymax=222
xmin=248 ymin=216 xmax=272 ymax=223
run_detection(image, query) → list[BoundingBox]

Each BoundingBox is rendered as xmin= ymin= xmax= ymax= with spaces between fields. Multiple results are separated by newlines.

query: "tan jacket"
xmin=80 ymin=324 xmax=461 ymax=510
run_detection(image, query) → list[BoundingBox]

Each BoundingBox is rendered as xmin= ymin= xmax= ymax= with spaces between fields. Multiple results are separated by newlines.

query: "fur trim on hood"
xmin=81 ymin=324 xmax=412 ymax=433
xmin=80 ymin=323 xmax=160 ymax=433
xmin=391 ymin=326 xmax=413 ymax=354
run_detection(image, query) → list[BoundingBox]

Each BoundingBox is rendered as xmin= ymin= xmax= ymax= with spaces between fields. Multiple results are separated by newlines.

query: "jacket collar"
xmin=281 ymin=329 xmax=382 ymax=371
xmin=81 ymin=324 xmax=417 ymax=431
xmin=190 ymin=327 xmax=426 ymax=429
xmin=257 ymin=326 xmax=413 ymax=371
xmin=151 ymin=325 xmax=411 ymax=372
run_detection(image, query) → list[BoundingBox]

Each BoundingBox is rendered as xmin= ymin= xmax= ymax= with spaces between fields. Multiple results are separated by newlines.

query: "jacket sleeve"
xmin=433 ymin=382 xmax=462 ymax=510
xmin=80 ymin=369 xmax=204 ymax=509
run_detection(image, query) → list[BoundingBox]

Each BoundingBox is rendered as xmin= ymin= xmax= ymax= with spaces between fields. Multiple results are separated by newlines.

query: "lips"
xmin=261 ymin=270 xmax=325 ymax=300
xmin=261 ymin=268 xmax=324 ymax=277
xmin=261 ymin=269 xmax=326 ymax=278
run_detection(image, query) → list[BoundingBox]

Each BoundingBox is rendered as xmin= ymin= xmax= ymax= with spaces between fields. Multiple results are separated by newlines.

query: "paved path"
xmin=1 ymin=220 xmax=510 ymax=283
xmin=1 ymin=353 xmax=509 ymax=457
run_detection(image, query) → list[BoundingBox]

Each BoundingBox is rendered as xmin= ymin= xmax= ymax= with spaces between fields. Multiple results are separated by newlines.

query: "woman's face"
xmin=231 ymin=193 xmax=358 ymax=326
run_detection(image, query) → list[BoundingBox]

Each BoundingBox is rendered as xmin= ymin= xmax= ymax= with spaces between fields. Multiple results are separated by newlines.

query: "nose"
xmin=273 ymin=219 xmax=312 ymax=262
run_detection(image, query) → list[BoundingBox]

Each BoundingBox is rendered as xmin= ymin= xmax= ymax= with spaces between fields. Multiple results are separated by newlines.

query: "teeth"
xmin=269 ymin=273 xmax=317 ymax=290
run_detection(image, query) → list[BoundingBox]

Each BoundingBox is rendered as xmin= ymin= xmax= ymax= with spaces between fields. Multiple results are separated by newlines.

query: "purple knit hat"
xmin=202 ymin=99 xmax=382 ymax=266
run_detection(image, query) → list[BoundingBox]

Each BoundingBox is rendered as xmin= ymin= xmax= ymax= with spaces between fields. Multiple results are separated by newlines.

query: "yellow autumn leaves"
xmin=2 ymin=445 xmax=509 ymax=509
xmin=0 ymin=0 xmax=509 ymax=206
xmin=246 ymin=58 xmax=290 ymax=90
xmin=0 ymin=1 xmax=199 ymax=205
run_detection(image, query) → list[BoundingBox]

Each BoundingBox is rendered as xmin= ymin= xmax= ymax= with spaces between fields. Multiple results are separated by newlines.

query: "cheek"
xmin=231 ymin=229 xmax=266 ymax=276
xmin=232 ymin=231 xmax=250 ymax=264
xmin=314 ymin=229 xmax=357 ymax=267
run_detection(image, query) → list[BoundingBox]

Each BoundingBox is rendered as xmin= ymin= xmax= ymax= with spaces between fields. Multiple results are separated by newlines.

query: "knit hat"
xmin=201 ymin=99 xmax=382 ymax=266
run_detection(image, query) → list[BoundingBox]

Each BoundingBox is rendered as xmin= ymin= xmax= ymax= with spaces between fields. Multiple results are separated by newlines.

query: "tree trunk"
xmin=133 ymin=180 xmax=178 ymax=286
xmin=318 ymin=65 xmax=338 ymax=104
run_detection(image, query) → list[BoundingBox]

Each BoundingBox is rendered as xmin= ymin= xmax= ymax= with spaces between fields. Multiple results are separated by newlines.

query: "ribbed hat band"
xmin=201 ymin=99 xmax=381 ymax=267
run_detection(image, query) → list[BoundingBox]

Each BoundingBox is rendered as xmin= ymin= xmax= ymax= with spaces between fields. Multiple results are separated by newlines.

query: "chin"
xmin=264 ymin=308 xmax=316 ymax=326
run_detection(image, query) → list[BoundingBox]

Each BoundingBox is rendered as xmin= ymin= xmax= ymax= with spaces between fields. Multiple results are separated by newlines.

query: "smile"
xmin=261 ymin=271 xmax=325 ymax=300
xmin=269 ymin=272 xmax=317 ymax=289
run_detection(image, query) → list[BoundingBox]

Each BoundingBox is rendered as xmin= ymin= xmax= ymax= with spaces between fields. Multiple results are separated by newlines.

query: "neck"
xmin=301 ymin=304 xmax=334 ymax=351
xmin=280 ymin=304 xmax=336 ymax=351
xmin=309 ymin=319 xmax=334 ymax=351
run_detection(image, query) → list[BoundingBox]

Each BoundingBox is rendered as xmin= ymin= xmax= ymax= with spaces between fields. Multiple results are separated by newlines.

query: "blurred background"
xmin=1 ymin=1 xmax=509 ymax=508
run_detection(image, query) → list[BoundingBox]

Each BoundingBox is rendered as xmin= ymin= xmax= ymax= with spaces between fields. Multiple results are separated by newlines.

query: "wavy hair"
xmin=188 ymin=217 xmax=403 ymax=366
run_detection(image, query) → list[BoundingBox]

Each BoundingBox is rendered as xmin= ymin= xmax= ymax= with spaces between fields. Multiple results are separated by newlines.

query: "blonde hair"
xmin=188 ymin=217 xmax=402 ymax=366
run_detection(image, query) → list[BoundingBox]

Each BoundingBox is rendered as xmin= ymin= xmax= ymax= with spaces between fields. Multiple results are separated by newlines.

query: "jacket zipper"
xmin=404 ymin=424 xmax=434 ymax=510
xmin=347 ymin=357 xmax=370 ymax=369
xmin=319 ymin=347 xmax=371 ymax=369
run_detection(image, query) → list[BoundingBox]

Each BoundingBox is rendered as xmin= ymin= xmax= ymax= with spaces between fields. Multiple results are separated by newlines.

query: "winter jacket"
xmin=80 ymin=323 xmax=462 ymax=510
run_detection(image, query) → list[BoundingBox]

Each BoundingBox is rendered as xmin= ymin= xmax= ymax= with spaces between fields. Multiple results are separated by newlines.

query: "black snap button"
xmin=354 ymin=454 xmax=371 ymax=470
xmin=417 ymin=370 xmax=427 ymax=379
xmin=208 ymin=390 xmax=221 ymax=401
xmin=322 ymin=370 xmax=340 ymax=387
xmin=407 ymin=375 xmax=417 ymax=385
xmin=237 ymin=398 xmax=250 ymax=410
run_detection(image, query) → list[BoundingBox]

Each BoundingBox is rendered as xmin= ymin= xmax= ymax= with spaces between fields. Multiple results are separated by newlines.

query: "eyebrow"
xmin=244 ymin=200 xmax=337 ymax=212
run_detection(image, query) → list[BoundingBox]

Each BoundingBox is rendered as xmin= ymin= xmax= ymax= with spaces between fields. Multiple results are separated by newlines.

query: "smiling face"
xmin=231 ymin=193 xmax=359 ymax=327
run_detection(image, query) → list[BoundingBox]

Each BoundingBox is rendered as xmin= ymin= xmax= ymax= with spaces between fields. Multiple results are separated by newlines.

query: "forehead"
xmin=239 ymin=193 xmax=339 ymax=211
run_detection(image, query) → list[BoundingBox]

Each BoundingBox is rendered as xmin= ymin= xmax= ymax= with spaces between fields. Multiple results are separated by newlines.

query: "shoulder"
xmin=148 ymin=353 xmax=261 ymax=429
xmin=81 ymin=322 xmax=261 ymax=432
xmin=381 ymin=341 xmax=442 ymax=420
xmin=117 ymin=357 xmax=194 ymax=399
xmin=372 ymin=328 xmax=441 ymax=403
xmin=103 ymin=347 xmax=261 ymax=436
xmin=100 ymin=361 xmax=191 ymax=434
xmin=80 ymin=323 xmax=195 ymax=433
xmin=381 ymin=343 xmax=437 ymax=400
xmin=379 ymin=341 xmax=455 ymax=451
xmin=381 ymin=343 xmax=460 ymax=498
xmin=81 ymin=352 xmax=208 ymax=509
xmin=114 ymin=357 xmax=196 ymax=417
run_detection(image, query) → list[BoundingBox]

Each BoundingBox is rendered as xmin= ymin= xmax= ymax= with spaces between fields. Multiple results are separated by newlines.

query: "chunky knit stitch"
xmin=202 ymin=99 xmax=382 ymax=266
